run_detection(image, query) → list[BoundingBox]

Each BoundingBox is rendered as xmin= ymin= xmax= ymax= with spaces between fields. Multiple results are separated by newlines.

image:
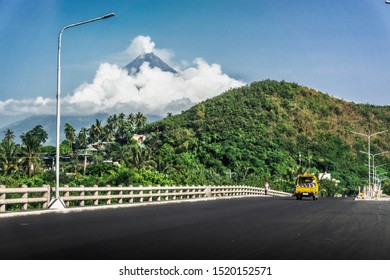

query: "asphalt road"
xmin=0 ymin=197 xmax=389 ymax=260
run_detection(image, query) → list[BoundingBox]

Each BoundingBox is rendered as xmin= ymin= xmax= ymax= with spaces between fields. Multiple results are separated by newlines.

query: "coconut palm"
xmin=19 ymin=125 xmax=48 ymax=177
xmin=127 ymin=113 xmax=135 ymax=127
xmin=134 ymin=112 xmax=147 ymax=130
xmin=106 ymin=114 xmax=119 ymax=139
xmin=0 ymin=129 xmax=19 ymax=175
xmin=64 ymin=123 xmax=76 ymax=152
xmin=90 ymin=119 xmax=104 ymax=143
xmin=76 ymin=127 xmax=89 ymax=149
xmin=113 ymin=113 xmax=136 ymax=143
xmin=101 ymin=126 xmax=115 ymax=143
xmin=120 ymin=141 xmax=155 ymax=170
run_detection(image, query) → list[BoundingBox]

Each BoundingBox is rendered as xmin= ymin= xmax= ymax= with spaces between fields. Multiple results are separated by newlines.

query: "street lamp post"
xmin=49 ymin=13 xmax=115 ymax=209
xmin=374 ymin=164 xmax=386 ymax=195
xmin=359 ymin=151 xmax=388 ymax=195
xmin=372 ymin=151 xmax=388 ymax=188
xmin=350 ymin=130 xmax=387 ymax=198
xmin=374 ymin=164 xmax=387 ymax=180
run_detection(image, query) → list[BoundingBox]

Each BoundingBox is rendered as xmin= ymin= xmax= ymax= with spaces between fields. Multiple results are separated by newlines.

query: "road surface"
xmin=0 ymin=197 xmax=389 ymax=259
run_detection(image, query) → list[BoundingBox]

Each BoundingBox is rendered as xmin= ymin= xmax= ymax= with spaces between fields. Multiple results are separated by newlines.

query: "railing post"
xmin=179 ymin=186 xmax=183 ymax=200
xmin=140 ymin=185 xmax=144 ymax=203
xmin=148 ymin=186 xmax=153 ymax=202
xmin=157 ymin=187 xmax=161 ymax=201
xmin=130 ymin=185 xmax=134 ymax=203
xmin=21 ymin=184 xmax=28 ymax=210
xmin=165 ymin=186 xmax=169 ymax=201
xmin=64 ymin=184 xmax=70 ymax=207
xmin=118 ymin=185 xmax=123 ymax=204
xmin=0 ymin=185 xmax=5 ymax=212
xmin=106 ymin=185 xmax=111 ymax=205
xmin=43 ymin=184 xmax=51 ymax=209
xmin=80 ymin=185 xmax=85 ymax=207
xmin=173 ymin=187 xmax=177 ymax=200
xmin=94 ymin=184 xmax=99 ymax=206
xmin=205 ymin=186 xmax=212 ymax=198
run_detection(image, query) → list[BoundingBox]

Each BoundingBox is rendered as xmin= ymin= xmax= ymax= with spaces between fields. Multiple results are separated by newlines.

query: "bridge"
xmin=1 ymin=192 xmax=389 ymax=260
xmin=0 ymin=184 xmax=289 ymax=212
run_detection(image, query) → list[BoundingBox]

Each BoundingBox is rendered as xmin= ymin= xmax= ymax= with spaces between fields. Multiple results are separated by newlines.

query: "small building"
xmin=132 ymin=134 xmax=146 ymax=144
xmin=319 ymin=172 xmax=340 ymax=186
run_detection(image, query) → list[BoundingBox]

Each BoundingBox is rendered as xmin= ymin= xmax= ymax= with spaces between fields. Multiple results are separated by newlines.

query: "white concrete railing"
xmin=0 ymin=184 xmax=291 ymax=212
xmin=0 ymin=185 xmax=51 ymax=212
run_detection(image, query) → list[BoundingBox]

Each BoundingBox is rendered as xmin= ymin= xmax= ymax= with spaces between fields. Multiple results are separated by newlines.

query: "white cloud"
xmin=0 ymin=97 xmax=55 ymax=115
xmin=124 ymin=35 xmax=156 ymax=58
xmin=0 ymin=35 xmax=245 ymax=121
xmin=115 ymin=35 xmax=175 ymax=66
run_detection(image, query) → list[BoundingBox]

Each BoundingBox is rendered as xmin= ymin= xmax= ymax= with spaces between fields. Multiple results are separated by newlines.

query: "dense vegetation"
xmin=1 ymin=80 xmax=389 ymax=196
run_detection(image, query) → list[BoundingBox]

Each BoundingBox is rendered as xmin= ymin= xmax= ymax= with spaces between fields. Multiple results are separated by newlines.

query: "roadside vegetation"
xmin=0 ymin=80 xmax=389 ymax=196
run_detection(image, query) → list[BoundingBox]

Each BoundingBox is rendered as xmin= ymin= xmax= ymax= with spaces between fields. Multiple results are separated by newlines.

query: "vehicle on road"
xmin=294 ymin=174 xmax=319 ymax=200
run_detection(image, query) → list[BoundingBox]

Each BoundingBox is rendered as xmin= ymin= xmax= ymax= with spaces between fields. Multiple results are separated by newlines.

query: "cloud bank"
xmin=0 ymin=35 xmax=244 ymax=120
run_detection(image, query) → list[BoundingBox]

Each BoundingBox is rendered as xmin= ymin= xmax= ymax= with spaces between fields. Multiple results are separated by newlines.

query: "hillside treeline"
xmin=0 ymin=80 xmax=389 ymax=196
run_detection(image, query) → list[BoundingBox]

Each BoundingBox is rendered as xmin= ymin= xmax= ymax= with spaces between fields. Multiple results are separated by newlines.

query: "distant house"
xmin=319 ymin=172 xmax=340 ymax=186
xmin=319 ymin=172 xmax=331 ymax=180
xmin=132 ymin=134 xmax=146 ymax=144
xmin=89 ymin=141 xmax=113 ymax=151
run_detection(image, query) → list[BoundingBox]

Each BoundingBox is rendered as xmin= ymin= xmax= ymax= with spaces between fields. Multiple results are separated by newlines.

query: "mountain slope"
xmin=123 ymin=52 xmax=177 ymax=74
xmin=145 ymin=80 xmax=390 ymax=193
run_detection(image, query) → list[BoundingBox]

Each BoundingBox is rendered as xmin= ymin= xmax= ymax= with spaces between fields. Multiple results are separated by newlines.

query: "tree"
xmin=120 ymin=141 xmax=155 ymax=170
xmin=113 ymin=113 xmax=136 ymax=143
xmin=106 ymin=114 xmax=119 ymax=136
xmin=127 ymin=113 xmax=135 ymax=127
xmin=76 ymin=127 xmax=89 ymax=149
xmin=89 ymin=119 xmax=104 ymax=143
xmin=64 ymin=123 xmax=76 ymax=152
xmin=19 ymin=125 xmax=48 ymax=177
xmin=0 ymin=129 xmax=19 ymax=175
xmin=101 ymin=126 xmax=115 ymax=143
xmin=319 ymin=179 xmax=345 ymax=197
xmin=134 ymin=112 xmax=147 ymax=130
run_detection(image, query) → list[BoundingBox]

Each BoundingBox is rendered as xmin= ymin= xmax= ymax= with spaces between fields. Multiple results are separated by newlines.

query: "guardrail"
xmin=0 ymin=184 xmax=291 ymax=212
xmin=0 ymin=185 xmax=51 ymax=212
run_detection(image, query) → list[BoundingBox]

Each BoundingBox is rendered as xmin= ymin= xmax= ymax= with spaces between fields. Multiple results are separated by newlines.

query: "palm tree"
xmin=76 ymin=127 xmax=89 ymax=149
xmin=127 ymin=113 xmax=135 ymax=127
xmin=113 ymin=113 xmax=136 ymax=143
xmin=117 ymin=113 xmax=126 ymax=135
xmin=101 ymin=126 xmax=115 ymax=143
xmin=3 ymin=129 xmax=14 ymax=143
xmin=0 ymin=129 xmax=19 ymax=175
xmin=155 ymin=155 xmax=174 ymax=173
xmin=90 ymin=119 xmax=103 ymax=143
xmin=134 ymin=112 xmax=147 ymax=130
xmin=19 ymin=125 xmax=48 ymax=177
xmin=64 ymin=123 xmax=76 ymax=152
xmin=120 ymin=141 xmax=155 ymax=170
xmin=106 ymin=114 xmax=119 ymax=139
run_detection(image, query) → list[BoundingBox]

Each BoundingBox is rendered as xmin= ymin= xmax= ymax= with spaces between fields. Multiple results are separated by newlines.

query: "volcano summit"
xmin=123 ymin=52 xmax=177 ymax=75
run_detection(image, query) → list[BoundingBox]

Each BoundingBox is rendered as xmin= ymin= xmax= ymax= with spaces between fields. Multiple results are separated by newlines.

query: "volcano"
xmin=123 ymin=52 xmax=177 ymax=75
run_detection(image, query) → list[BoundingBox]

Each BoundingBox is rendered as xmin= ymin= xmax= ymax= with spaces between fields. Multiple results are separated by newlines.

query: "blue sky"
xmin=0 ymin=0 xmax=390 ymax=126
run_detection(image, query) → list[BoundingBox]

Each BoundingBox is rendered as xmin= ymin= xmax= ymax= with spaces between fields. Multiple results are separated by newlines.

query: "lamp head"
xmin=102 ymin=13 xmax=115 ymax=19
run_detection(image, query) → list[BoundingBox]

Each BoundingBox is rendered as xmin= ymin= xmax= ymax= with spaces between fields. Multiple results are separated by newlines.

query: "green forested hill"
xmin=1 ymin=80 xmax=388 ymax=197
xmin=145 ymin=80 xmax=390 ymax=194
